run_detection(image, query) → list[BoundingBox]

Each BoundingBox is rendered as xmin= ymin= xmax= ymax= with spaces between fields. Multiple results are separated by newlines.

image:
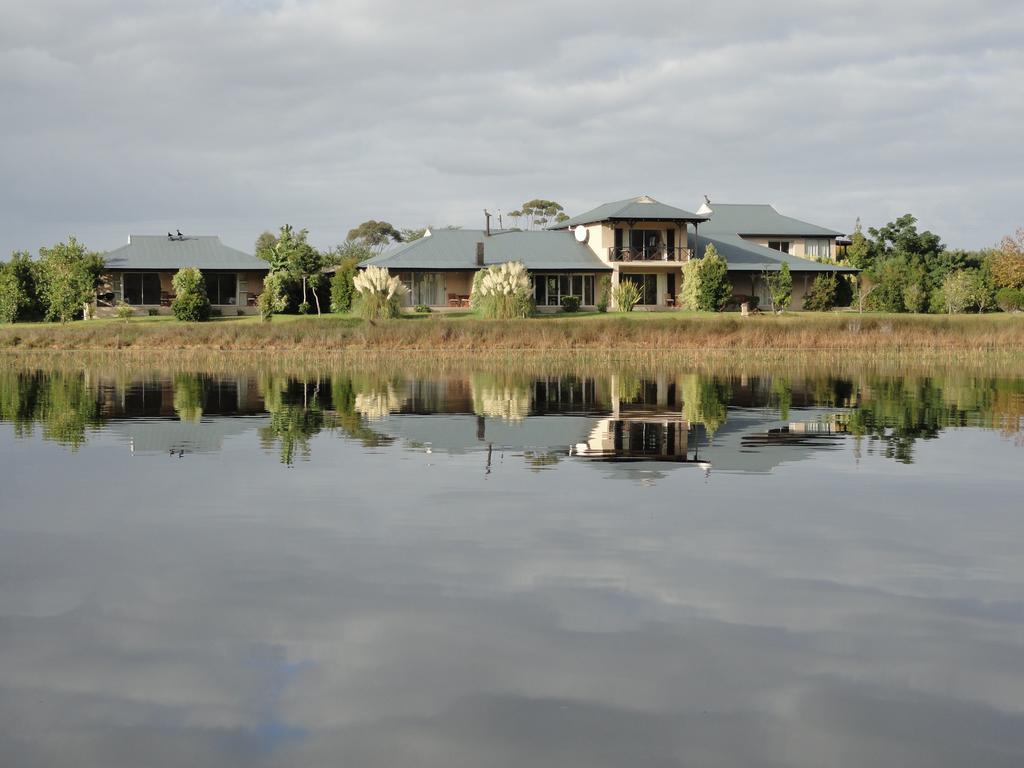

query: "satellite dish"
xmin=574 ymin=226 xmax=589 ymax=243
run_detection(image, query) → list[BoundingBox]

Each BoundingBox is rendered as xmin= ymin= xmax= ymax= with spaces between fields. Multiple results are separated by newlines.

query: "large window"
xmin=804 ymin=239 xmax=831 ymax=260
xmin=620 ymin=273 xmax=658 ymax=305
xmin=768 ymin=241 xmax=791 ymax=254
xmin=123 ymin=272 xmax=162 ymax=305
xmin=402 ymin=272 xmax=446 ymax=306
xmin=206 ymin=273 xmax=237 ymax=305
xmin=534 ymin=273 xmax=595 ymax=306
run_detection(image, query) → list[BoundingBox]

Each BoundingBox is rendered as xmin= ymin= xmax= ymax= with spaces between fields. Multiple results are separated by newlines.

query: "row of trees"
xmin=843 ymin=217 xmax=1024 ymax=313
xmin=0 ymin=238 xmax=106 ymax=324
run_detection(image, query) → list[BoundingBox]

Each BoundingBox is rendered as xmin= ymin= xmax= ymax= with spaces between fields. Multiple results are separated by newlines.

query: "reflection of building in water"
xmin=574 ymin=418 xmax=692 ymax=462
xmin=96 ymin=375 xmax=265 ymax=419
xmin=95 ymin=375 xmax=269 ymax=455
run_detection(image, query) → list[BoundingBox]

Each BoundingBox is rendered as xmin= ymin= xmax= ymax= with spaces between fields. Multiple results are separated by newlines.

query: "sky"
xmin=1 ymin=0 xmax=1022 ymax=257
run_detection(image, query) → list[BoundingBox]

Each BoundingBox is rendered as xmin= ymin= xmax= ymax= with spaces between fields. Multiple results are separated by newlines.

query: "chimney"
xmin=483 ymin=209 xmax=492 ymax=236
xmin=476 ymin=241 xmax=485 ymax=266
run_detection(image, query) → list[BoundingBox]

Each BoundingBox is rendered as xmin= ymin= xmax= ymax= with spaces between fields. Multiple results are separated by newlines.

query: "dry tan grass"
xmin=1 ymin=313 xmax=1023 ymax=356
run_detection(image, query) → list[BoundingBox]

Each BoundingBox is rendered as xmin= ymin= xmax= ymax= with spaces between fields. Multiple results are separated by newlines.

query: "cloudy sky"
xmin=1 ymin=0 xmax=1022 ymax=257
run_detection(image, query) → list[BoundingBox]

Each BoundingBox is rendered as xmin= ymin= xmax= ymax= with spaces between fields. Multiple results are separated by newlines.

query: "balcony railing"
xmin=608 ymin=246 xmax=692 ymax=262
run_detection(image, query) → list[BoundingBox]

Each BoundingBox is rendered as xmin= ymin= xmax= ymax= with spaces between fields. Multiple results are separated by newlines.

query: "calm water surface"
xmin=1 ymin=365 xmax=1023 ymax=767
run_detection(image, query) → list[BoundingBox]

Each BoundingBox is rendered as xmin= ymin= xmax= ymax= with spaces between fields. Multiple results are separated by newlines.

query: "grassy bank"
xmin=1 ymin=311 xmax=1023 ymax=355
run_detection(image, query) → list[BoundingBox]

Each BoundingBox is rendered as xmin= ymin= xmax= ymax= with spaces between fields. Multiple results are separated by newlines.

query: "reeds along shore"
xmin=0 ymin=313 xmax=1023 ymax=354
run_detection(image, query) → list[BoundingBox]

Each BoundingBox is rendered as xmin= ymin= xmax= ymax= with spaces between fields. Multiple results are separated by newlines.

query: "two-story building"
xmin=360 ymin=194 xmax=859 ymax=311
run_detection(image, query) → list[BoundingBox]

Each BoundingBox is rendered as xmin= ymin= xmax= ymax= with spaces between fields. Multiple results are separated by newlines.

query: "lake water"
xmin=1 ymin=362 xmax=1023 ymax=767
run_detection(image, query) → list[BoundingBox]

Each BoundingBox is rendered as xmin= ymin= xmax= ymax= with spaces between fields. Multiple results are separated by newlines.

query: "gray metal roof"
xmin=699 ymin=204 xmax=844 ymax=237
xmin=365 ymin=229 xmax=611 ymax=272
xmin=552 ymin=195 xmax=707 ymax=229
xmin=690 ymin=233 xmax=858 ymax=273
xmin=104 ymin=235 xmax=266 ymax=271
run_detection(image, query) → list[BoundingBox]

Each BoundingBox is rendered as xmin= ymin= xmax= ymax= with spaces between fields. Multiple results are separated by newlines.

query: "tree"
xmin=941 ymin=270 xmax=975 ymax=314
xmin=258 ymin=272 xmax=288 ymax=321
xmin=258 ymin=225 xmax=325 ymax=314
xmin=254 ymin=231 xmax=278 ymax=257
xmin=990 ymin=228 xmax=1024 ymax=289
xmin=518 ymin=199 xmax=566 ymax=230
xmin=0 ymin=252 xmax=43 ymax=323
xmin=846 ymin=218 xmax=873 ymax=270
xmin=767 ymin=262 xmax=792 ymax=312
xmin=347 ymin=220 xmax=402 ymax=253
xmin=869 ymin=214 xmax=945 ymax=266
xmin=38 ymin=237 xmax=105 ymax=323
xmin=698 ymin=245 xmax=731 ymax=311
xmin=679 ymin=244 xmax=731 ymax=311
xmin=400 ymin=227 xmax=428 ymax=242
xmin=171 ymin=267 xmax=212 ymax=321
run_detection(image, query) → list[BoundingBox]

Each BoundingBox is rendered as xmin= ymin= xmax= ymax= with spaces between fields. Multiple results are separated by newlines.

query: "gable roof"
xmin=552 ymin=195 xmax=707 ymax=229
xmin=364 ymin=229 xmax=610 ymax=272
xmin=104 ymin=235 xmax=265 ymax=271
xmin=699 ymin=203 xmax=843 ymax=238
xmin=691 ymin=233 xmax=857 ymax=273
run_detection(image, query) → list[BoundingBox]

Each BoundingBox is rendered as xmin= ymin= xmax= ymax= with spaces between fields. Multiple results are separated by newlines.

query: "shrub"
xmin=353 ymin=265 xmax=407 ymax=320
xmin=802 ymin=273 xmax=838 ymax=312
xmin=298 ymin=300 xmax=311 ymax=315
xmin=996 ymin=287 xmax=1024 ymax=312
xmin=611 ymin=280 xmax=642 ymax=312
xmin=114 ymin=301 xmax=134 ymax=320
xmin=414 ymin=304 xmax=432 ymax=314
xmin=560 ymin=295 xmax=581 ymax=313
xmin=258 ymin=272 xmax=288 ymax=321
xmin=596 ymin=275 xmax=611 ymax=313
xmin=148 ymin=308 xmax=160 ymax=317
xmin=170 ymin=267 xmax=212 ymax=321
xmin=471 ymin=261 xmax=535 ymax=319
xmin=329 ymin=259 xmax=359 ymax=313
xmin=679 ymin=245 xmax=731 ymax=311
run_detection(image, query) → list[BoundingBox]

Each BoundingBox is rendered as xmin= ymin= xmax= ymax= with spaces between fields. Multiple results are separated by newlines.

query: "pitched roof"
xmin=699 ymin=204 xmax=843 ymax=238
xmin=690 ymin=233 xmax=858 ymax=273
xmin=104 ymin=235 xmax=265 ymax=271
xmin=552 ymin=195 xmax=707 ymax=229
xmin=364 ymin=229 xmax=611 ymax=272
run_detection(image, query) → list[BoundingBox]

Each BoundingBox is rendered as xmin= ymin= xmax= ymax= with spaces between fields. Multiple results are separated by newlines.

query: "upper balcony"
xmin=608 ymin=245 xmax=692 ymax=263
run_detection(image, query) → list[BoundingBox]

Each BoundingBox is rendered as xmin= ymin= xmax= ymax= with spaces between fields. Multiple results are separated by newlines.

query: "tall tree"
xmin=38 ymin=237 xmax=105 ymax=323
xmin=519 ymin=199 xmax=566 ymax=230
xmin=400 ymin=227 xmax=428 ymax=243
xmin=347 ymin=220 xmax=403 ymax=253
xmin=258 ymin=225 xmax=326 ymax=314
xmin=990 ymin=227 xmax=1024 ymax=289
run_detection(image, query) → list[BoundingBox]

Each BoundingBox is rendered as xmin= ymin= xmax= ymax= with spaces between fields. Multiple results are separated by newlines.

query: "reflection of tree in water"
xmin=329 ymin=378 xmax=395 ymax=448
xmin=258 ymin=375 xmax=325 ymax=466
xmin=172 ymin=374 xmax=204 ymax=423
xmin=680 ymin=374 xmax=731 ymax=437
xmin=31 ymin=372 xmax=102 ymax=449
xmin=841 ymin=376 xmax=1017 ymax=464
